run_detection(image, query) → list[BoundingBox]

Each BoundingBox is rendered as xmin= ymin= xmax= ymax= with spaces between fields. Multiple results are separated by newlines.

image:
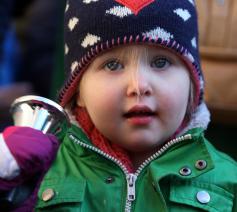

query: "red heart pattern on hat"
xmin=115 ymin=0 xmax=155 ymax=15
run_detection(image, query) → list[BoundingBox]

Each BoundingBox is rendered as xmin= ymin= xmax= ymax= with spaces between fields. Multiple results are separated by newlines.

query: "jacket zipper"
xmin=69 ymin=133 xmax=192 ymax=212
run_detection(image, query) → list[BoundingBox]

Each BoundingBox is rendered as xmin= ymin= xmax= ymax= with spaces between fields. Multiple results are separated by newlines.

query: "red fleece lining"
xmin=74 ymin=106 xmax=134 ymax=173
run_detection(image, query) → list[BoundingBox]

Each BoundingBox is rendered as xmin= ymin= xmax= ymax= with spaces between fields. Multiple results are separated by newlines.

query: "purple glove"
xmin=2 ymin=126 xmax=59 ymax=177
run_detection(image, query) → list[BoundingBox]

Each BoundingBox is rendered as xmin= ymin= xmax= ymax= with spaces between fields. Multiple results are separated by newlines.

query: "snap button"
xmin=105 ymin=176 xmax=115 ymax=184
xmin=179 ymin=166 xmax=192 ymax=176
xmin=195 ymin=160 xmax=207 ymax=170
xmin=42 ymin=188 xmax=55 ymax=202
xmin=196 ymin=190 xmax=211 ymax=204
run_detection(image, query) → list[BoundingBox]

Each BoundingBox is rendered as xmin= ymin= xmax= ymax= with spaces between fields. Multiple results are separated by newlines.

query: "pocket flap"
xmin=36 ymin=176 xmax=86 ymax=208
xmin=170 ymin=181 xmax=234 ymax=212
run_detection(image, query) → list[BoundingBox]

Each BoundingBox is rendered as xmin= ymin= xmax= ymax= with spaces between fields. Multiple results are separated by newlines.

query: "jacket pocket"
xmin=169 ymin=180 xmax=234 ymax=212
xmin=35 ymin=176 xmax=86 ymax=212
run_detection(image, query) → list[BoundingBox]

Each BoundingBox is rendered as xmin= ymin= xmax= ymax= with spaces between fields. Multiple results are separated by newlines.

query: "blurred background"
xmin=0 ymin=0 xmax=236 ymax=159
xmin=0 ymin=0 xmax=66 ymax=129
xmin=196 ymin=0 xmax=237 ymax=160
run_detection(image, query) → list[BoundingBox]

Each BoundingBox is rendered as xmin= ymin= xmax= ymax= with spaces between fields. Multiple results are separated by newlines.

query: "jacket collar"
xmin=65 ymin=125 xmax=214 ymax=179
xmin=148 ymin=128 xmax=215 ymax=182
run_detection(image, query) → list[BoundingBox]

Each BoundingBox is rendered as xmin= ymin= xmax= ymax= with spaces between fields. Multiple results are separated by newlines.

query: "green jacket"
xmin=35 ymin=125 xmax=237 ymax=212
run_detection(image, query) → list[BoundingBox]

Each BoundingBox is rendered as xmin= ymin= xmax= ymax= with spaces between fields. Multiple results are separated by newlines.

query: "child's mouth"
xmin=123 ymin=105 xmax=156 ymax=125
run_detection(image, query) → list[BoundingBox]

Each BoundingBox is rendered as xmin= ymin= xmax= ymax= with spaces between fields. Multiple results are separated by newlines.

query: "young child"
xmin=1 ymin=0 xmax=237 ymax=211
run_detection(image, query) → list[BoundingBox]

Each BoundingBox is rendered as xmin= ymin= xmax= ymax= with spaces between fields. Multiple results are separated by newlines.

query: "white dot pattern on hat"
xmin=174 ymin=8 xmax=191 ymax=21
xmin=83 ymin=0 xmax=99 ymax=4
xmin=191 ymin=37 xmax=197 ymax=48
xmin=71 ymin=61 xmax=79 ymax=73
xmin=65 ymin=44 xmax=69 ymax=55
xmin=106 ymin=6 xmax=133 ymax=18
xmin=81 ymin=33 xmax=101 ymax=48
xmin=184 ymin=52 xmax=195 ymax=63
xmin=68 ymin=17 xmax=79 ymax=31
xmin=188 ymin=0 xmax=195 ymax=6
xmin=142 ymin=27 xmax=174 ymax=41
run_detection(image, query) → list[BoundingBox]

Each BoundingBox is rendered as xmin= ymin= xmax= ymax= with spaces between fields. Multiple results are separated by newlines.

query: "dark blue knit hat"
xmin=59 ymin=0 xmax=203 ymax=108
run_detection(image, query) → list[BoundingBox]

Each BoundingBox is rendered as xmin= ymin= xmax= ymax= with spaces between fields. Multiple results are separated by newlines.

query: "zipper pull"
xmin=127 ymin=174 xmax=137 ymax=201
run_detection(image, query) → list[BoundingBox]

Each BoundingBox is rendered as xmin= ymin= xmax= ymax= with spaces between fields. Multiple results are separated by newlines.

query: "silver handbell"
xmin=10 ymin=95 xmax=70 ymax=134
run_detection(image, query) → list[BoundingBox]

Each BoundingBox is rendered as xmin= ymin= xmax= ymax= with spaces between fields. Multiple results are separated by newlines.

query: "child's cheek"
xmin=160 ymin=88 xmax=189 ymax=121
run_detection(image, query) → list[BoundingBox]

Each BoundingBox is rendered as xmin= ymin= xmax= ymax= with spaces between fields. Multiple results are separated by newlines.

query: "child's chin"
xmin=122 ymin=140 xmax=163 ymax=153
xmin=130 ymin=133 xmax=166 ymax=148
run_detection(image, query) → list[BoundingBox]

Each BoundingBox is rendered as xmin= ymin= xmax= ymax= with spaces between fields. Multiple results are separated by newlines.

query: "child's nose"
xmin=126 ymin=68 xmax=152 ymax=97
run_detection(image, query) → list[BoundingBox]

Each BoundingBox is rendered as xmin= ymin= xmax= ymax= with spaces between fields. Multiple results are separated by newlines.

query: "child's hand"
xmin=1 ymin=126 xmax=59 ymax=178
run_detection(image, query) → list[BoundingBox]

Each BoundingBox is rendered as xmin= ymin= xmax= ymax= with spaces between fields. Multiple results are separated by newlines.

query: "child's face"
xmin=77 ymin=45 xmax=190 ymax=153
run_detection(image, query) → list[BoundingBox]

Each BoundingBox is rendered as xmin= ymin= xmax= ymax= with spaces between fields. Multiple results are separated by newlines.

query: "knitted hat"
xmin=59 ymin=0 xmax=204 ymax=110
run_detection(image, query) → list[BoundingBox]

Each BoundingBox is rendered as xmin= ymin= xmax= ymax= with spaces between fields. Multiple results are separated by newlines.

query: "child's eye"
xmin=103 ymin=60 xmax=124 ymax=71
xmin=151 ymin=57 xmax=171 ymax=69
